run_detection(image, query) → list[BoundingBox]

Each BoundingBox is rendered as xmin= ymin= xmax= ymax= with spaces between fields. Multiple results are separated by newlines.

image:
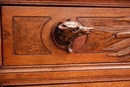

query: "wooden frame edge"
xmin=0 ymin=62 xmax=130 ymax=73
xmin=0 ymin=1 xmax=130 ymax=7
xmin=0 ymin=63 xmax=130 ymax=85
xmin=0 ymin=4 xmax=2 ymax=67
xmin=0 ymin=1 xmax=130 ymax=86
xmin=0 ymin=68 xmax=130 ymax=86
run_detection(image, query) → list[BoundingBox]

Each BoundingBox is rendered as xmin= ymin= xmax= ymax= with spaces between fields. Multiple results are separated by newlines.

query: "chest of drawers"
xmin=0 ymin=0 xmax=130 ymax=87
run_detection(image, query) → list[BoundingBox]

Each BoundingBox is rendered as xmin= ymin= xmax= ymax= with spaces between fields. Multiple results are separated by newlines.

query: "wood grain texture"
xmin=0 ymin=66 xmax=130 ymax=85
xmin=4 ymin=81 xmax=130 ymax=87
xmin=2 ymin=6 xmax=130 ymax=66
xmin=0 ymin=0 xmax=130 ymax=86
xmin=77 ymin=17 xmax=130 ymax=60
xmin=1 ymin=63 xmax=130 ymax=73
xmin=13 ymin=16 xmax=51 ymax=55
xmin=0 ymin=0 xmax=130 ymax=7
xmin=0 ymin=63 xmax=130 ymax=85
xmin=0 ymin=5 xmax=2 ymax=67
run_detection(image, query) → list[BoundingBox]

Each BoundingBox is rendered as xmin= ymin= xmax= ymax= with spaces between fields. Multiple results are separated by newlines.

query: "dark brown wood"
xmin=0 ymin=5 xmax=2 ymax=67
xmin=0 ymin=85 xmax=2 ymax=87
xmin=52 ymin=20 xmax=93 ymax=52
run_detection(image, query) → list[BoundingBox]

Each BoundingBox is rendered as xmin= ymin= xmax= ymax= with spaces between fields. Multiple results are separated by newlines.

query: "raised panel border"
xmin=12 ymin=16 xmax=52 ymax=55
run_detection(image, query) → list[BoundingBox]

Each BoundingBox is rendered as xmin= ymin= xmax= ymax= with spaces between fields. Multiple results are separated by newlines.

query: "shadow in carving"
xmin=77 ymin=17 xmax=130 ymax=60
xmin=52 ymin=19 xmax=94 ymax=52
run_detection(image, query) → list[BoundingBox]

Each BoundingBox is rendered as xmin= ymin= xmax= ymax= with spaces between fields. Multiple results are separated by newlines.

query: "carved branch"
xmin=108 ymin=46 xmax=130 ymax=57
xmin=116 ymin=32 xmax=130 ymax=38
xmin=103 ymin=31 xmax=130 ymax=60
xmin=115 ymin=17 xmax=130 ymax=22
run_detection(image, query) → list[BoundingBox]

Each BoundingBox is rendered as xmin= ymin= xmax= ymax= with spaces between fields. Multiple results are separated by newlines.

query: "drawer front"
xmin=2 ymin=6 xmax=130 ymax=66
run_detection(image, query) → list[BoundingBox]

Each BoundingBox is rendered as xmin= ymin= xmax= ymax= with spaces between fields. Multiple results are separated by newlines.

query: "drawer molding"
xmin=0 ymin=63 xmax=130 ymax=85
xmin=0 ymin=63 xmax=130 ymax=73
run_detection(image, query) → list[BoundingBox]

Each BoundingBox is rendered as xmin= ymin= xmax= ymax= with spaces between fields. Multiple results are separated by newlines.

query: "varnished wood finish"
xmin=13 ymin=16 xmax=51 ymax=55
xmin=0 ymin=0 xmax=130 ymax=86
xmin=1 ymin=63 xmax=130 ymax=73
xmin=4 ymin=81 xmax=130 ymax=87
xmin=1 ymin=63 xmax=130 ymax=85
xmin=2 ymin=6 xmax=130 ymax=66
xmin=0 ymin=0 xmax=130 ymax=7
xmin=0 ymin=5 xmax=2 ymax=67
xmin=52 ymin=20 xmax=94 ymax=52
xmin=0 ymin=66 xmax=130 ymax=85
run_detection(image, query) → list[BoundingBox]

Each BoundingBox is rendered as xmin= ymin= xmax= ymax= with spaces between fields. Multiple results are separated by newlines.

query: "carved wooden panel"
xmin=2 ymin=6 xmax=130 ymax=66
xmin=13 ymin=16 xmax=51 ymax=55
xmin=77 ymin=17 xmax=130 ymax=60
